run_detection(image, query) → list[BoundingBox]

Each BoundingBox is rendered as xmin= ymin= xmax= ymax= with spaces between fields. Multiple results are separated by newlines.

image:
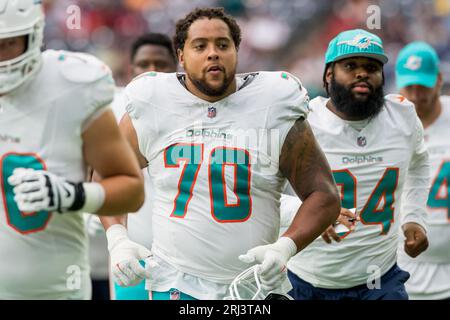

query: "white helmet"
xmin=0 ymin=0 xmax=45 ymax=94
xmin=224 ymin=265 xmax=293 ymax=300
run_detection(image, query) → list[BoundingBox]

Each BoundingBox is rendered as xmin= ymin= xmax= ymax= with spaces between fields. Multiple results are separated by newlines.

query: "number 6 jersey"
xmin=0 ymin=50 xmax=114 ymax=299
xmin=124 ymin=71 xmax=309 ymax=298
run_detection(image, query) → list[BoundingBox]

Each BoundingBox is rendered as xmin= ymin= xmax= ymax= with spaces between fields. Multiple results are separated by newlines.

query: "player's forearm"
xmin=95 ymin=175 xmax=145 ymax=215
xmin=91 ymin=167 xmax=144 ymax=215
xmin=279 ymin=118 xmax=340 ymax=251
xmin=401 ymin=150 xmax=430 ymax=230
xmin=282 ymin=188 xmax=340 ymax=252
xmin=401 ymin=183 xmax=429 ymax=230
xmin=100 ymin=213 xmax=127 ymax=230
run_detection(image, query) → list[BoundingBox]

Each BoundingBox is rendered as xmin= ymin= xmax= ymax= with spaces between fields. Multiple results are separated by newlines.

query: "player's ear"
xmin=325 ymin=65 xmax=333 ymax=84
xmin=177 ymin=49 xmax=184 ymax=68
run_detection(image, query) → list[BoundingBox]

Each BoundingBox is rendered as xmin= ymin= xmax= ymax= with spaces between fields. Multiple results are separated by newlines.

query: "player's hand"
xmin=321 ymin=208 xmax=358 ymax=244
xmin=107 ymin=224 xmax=156 ymax=287
xmin=402 ymin=222 xmax=428 ymax=258
xmin=8 ymin=168 xmax=83 ymax=213
xmin=238 ymin=237 xmax=297 ymax=292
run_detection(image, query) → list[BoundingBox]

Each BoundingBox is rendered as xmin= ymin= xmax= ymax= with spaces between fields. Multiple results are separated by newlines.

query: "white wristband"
xmin=106 ymin=224 xmax=128 ymax=251
xmin=276 ymin=237 xmax=298 ymax=258
xmin=81 ymin=182 xmax=105 ymax=213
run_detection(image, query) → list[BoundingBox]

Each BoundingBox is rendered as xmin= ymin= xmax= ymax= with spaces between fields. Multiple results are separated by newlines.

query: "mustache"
xmin=205 ymin=65 xmax=225 ymax=73
xmin=350 ymin=80 xmax=374 ymax=90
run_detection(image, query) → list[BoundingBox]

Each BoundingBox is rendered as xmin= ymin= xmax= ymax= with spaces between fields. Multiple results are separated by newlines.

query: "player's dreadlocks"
xmin=174 ymin=7 xmax=242 ymax=52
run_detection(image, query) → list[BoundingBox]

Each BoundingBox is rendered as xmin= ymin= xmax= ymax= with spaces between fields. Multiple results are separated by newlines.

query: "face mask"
xmin=0 ymin=46 xmax=41 ymax=95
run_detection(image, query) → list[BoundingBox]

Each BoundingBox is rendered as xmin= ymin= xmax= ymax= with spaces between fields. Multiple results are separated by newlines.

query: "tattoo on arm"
xmin=279 ymin=118 xmax=341 ymax=250
xmin=280 ymin=118 xmax=336 ymax=200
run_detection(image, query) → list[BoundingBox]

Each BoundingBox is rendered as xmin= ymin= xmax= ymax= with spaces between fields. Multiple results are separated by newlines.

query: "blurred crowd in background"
xmin=42 ymin=0 xmax=450 ymax=96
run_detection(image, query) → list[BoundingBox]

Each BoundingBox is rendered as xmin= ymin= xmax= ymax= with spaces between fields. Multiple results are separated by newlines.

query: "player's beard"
xmin=329 ymin=77 xmax=385 ymax=120
xmin=187 ymin=69 xmax=235 ymax=97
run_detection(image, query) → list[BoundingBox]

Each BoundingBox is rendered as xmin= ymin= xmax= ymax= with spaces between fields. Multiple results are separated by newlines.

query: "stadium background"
xmin=42 ymin=0 xmax=450 ymax=98
xmin=25 ymin=0 xmax=446 ymax=301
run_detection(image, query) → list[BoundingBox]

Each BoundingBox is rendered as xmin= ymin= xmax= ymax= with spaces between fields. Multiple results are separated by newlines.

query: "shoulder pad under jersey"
xmin=53 ymin=50 xmax=113 ymax=84
xmin=385 ymin=94 xmax=415 ymax=109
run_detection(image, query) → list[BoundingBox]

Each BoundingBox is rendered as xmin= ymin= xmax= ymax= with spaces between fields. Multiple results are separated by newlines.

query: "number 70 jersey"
xmin=124 ymin=71 xmax=309 ymax=283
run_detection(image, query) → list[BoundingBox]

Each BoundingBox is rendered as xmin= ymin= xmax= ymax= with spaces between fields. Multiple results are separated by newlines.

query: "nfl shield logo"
xmin=170 ymin=289 xmax=180 ymax=300
xmin=207 ymin=106 xmax=217 ymax=118
xmin=357 ymin=136 xmax=367 ymax=147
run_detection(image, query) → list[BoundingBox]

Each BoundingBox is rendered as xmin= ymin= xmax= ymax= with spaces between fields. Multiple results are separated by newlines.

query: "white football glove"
xmin=8 ymin=168 xmax=104 ymax=214
xmin=239 ymin=237 xmax=297 ymax=292
xmin=107 ymin=224 xmax=157 ymax=287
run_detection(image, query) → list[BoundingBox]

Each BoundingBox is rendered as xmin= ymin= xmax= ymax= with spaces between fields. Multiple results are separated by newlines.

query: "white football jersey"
xmin=287 ymin=95 xmax=428 ymax=289
xmin=124 ymin=71 xmax=308 ymax=295
xmin=111 ymin=87 xmax=154 ymax=249
xmin=88 ymin=87 xmax=155 ymax=287
xmin=111 ymin=87 xmax=127 ymax=121
xmin=397 ymin=96 xmax=450 ymax=299
xmin=0 ymin=50 xmax=114 ymax=299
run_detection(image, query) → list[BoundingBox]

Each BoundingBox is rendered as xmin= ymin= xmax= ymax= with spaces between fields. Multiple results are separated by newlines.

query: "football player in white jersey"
xmin=396 ymin=42 xmax=450 ymax=300
xmin=284 ymin=29 xmax=430 ymax=300
xmin=87 ymin=33 xmax=177 ymax=300
xmin=0 ymin=0 xmax=144 ymax=299
xmin=101 ymin=7 xmax=341 ymax=300
xmin=100 ymin=33 xmax=177 ymax=300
